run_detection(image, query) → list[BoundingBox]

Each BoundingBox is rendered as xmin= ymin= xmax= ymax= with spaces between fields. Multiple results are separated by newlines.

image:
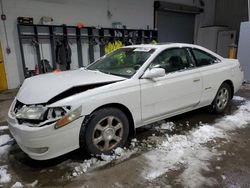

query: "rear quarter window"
xmin=192 ymin=48 xmax=219 ymax=67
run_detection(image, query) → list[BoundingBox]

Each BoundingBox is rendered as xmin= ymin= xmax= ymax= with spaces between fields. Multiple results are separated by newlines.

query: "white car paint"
xmin=17 ymin=69 xmax=125 ymax=104
xmin=7 ymin=43 xmax=244 ymax=160
xmin=140 ymin=68 xmax=202 ymax=122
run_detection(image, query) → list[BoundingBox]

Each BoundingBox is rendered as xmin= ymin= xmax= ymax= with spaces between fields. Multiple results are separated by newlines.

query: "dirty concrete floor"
xmin=0 ymin=89 xmax=17 ymax=126
xmin=1 ymin=85 xmax=250 ymax=188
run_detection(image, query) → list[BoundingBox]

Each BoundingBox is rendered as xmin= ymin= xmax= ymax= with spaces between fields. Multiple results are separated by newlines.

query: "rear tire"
xmin=210 ymin=83 xmax=232 ymax=113
xmin=80 ymin=107 xmax=129 ymax=155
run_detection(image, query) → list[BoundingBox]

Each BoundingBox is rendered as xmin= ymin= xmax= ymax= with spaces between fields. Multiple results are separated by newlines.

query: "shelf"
xmin=17 ymin=23 xmax=158 ymax=78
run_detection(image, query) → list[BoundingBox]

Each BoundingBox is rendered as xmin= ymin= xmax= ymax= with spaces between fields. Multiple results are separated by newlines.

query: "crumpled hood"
xmin=17 ymin=69 xmax=125 ymax=104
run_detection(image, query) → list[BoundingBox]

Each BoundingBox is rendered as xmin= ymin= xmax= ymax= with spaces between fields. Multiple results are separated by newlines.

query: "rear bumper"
xmin=234 ymin=70 xmax=244 ymax=94
xmin=7 ymin=113 xmax=84 ymax=160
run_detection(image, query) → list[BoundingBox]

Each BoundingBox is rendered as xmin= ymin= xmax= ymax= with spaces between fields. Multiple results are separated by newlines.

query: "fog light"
xmin=26 ymin=147 xmax=49 ymax=154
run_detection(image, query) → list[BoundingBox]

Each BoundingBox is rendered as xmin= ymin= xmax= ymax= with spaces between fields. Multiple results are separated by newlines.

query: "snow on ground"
xmin=0 ymin=134 xmax=11 ymax=146
xmin=0 ymin=135 xmax=12 ymax=185
xmin=26 ymin=180 xmax=38 ymax=187
xmin=214 ymin=100 xmax=250 ymax=131
xmin=233 ymin=96 xmax=245 ymax=101
xmin=11 ymin=182 xmax=23 ymax=188
xmin=66 ymin=147 xmax=138 ymax=178
xmin=155 ymin=122 xmax=176 ymax=132
xmin=9 ymin=180 xmax=37 ymax=188
xmin=142 ymin=125 xmax=224 ymax=184
xmin=142 ymin=98 xmax=250 ymax=188
xmin=0 ymin=134 xmax=11 ymax=159
xmin=0 ymin=165 xmax=11 ymax=184
xmin=0 ymin=126 xmax=8 ymax=131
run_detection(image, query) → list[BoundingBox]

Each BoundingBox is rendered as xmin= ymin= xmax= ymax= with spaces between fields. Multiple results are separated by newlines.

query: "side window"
xmin=150 ymin=48 xmax=192 ymax=73
xmin=192 ymin=49 xmax=218 ymax=67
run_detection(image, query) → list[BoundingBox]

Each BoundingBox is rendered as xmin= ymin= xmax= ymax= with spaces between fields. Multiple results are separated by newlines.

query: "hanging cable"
xmin=0 ymin=0 xmax=11 ymax=54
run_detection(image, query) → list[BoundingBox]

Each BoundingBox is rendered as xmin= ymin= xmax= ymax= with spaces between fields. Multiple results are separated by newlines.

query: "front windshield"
xmin=87 ymin=47 xmax=155 ymax=78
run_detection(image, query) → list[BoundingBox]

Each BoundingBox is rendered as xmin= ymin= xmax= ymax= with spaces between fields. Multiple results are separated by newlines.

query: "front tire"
xmin=211 ymin=83 xmax=232 ymax=113
xmin=80 ymin=107 xmax=129 ymax=155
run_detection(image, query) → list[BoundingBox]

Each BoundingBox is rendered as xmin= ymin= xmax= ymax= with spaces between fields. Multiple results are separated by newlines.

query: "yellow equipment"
xmin=104 ymin=40 xmax=123 ymax=54
xmin=228 ymin=44 xmax=237 ymax=59
xmin=0 ymin=41 xmax=8 ymax=90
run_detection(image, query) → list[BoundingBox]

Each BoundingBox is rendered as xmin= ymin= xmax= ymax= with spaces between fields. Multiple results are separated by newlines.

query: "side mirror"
xmin=142 ymin=68 xmax=165 ymax=79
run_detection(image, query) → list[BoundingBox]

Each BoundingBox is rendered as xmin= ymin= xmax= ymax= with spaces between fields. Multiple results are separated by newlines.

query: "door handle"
xmin=193 ymin=78 xmax=200 ymax=82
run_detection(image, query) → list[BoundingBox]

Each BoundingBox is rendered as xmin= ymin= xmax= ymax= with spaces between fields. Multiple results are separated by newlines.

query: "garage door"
xmin=157 ymin=10 xmax=195 ymax=43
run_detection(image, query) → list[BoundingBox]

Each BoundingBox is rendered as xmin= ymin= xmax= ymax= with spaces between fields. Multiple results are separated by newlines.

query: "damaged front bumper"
xmin=7 ymin=103 xmax=84 ymax=160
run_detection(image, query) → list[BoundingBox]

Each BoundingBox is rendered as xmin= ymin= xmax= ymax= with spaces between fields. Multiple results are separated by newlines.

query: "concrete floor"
xmin=0 ymin=85 xmax=250 ymax=187
xmin=0 ymin=89 xmax=17 ymax=126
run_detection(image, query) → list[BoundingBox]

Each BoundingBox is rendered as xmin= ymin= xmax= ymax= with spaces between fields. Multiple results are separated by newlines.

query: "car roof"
xmin=123 ymin=43 xmax=205 ymax=50
xmin=122 ymin=43 xmax=223 ymax=60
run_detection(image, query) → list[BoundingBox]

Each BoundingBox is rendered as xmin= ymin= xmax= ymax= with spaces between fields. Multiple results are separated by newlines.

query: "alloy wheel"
xmin=92 ymin=116 xmax=123 ymax=151
xmin=216 ymin=87 xmax=229 ymax=110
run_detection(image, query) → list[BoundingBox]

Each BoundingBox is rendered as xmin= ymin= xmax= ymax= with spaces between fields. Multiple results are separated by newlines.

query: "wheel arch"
xmin=222 ymin=80 xmax=234 ymax=98
xmin=83 ymin=103 xmax=136 ymax=138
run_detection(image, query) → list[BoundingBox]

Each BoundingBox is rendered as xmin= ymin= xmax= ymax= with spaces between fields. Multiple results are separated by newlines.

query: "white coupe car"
xmin=8 ymin=43 xmax=243 ymax=160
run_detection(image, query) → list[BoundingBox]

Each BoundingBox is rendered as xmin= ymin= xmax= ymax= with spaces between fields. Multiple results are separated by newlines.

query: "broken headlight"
xmin=16 ymin=105 xmax=71 ymax=126
xmin=55 ymin=106 xmax=82 ymax=129
xmin=46 ymin=107 xmax=70 ymax=120
xmin=16 ymin=106 xmax=47 ymax=121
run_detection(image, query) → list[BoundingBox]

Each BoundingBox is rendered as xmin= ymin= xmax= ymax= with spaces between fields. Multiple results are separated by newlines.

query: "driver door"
xmin=140 ymin=48 xmax=202 ymax=124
